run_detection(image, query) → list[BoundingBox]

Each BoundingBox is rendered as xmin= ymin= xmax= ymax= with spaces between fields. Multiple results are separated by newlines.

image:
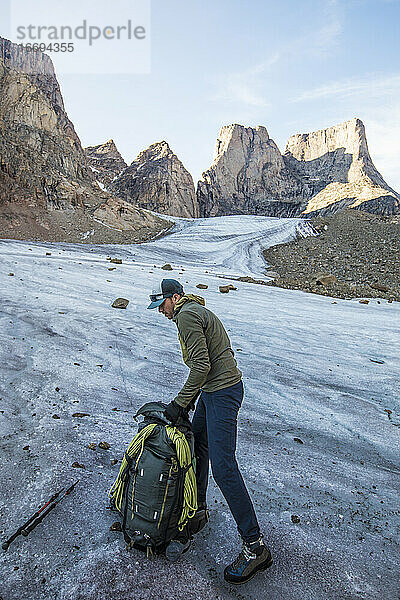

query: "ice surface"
xmin=0 ymin=215 xmax=399 ymax=600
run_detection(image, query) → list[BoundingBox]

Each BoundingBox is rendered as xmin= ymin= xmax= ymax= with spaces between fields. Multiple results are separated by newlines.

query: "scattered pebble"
xmin=98 ymin=441 xmax=111 ymax=450
xmin=370 ymin=282 xmax=389 ymax=292
xmin=161 ymin=263 xmax=173 ymax=270
xmin=291 ymin=515 xmax=301 ymax=524
xmin=384 ymin=409 xmax=392 ymax=420
xmin=72 ymin=462 xmax=85 ymax=469
xmin=110 ymin=521 xmax=122 ymax=531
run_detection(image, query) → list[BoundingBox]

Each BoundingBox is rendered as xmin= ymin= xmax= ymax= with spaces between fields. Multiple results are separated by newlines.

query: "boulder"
xmin=314 ymin=273 xmax=337 ymax=286
xmin=219 ymin=284 xmax=237 ymax=293
xmin=112 ymin=298 xmax=129 ymax=309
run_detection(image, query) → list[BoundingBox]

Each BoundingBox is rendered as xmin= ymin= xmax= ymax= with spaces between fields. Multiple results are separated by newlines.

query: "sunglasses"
xmin=149 ymin=293 xmax=171 ymax=303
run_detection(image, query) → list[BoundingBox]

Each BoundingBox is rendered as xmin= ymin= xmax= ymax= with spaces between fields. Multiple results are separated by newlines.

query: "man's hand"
xmin=164 ymin=400 xmax=185 ymax=425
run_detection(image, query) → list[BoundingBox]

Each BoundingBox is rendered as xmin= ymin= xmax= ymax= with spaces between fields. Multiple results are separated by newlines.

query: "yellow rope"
xmin=109 ymin=423 xmax=197 ymax=531
xmin=108 ymin=424 xmax=157 ymax=512
xmin=165 ymin=426 xmax=198 ymax=530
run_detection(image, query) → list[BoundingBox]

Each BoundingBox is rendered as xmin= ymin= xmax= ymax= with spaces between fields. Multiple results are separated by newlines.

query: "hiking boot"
xmin=165 ymin=538 xmax=191 ymax=562
xmin=224 ymin=537 xmax=273 ymax=584
xmin=188 ymin=503 xmax=209 ymax=535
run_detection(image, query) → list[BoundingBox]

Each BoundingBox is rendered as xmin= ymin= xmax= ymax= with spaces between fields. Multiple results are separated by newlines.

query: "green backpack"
xmin=109 ymin=402 xmax=197 ymax=556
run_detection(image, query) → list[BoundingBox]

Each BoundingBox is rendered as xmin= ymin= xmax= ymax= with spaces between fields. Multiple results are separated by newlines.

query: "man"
xmin=147 ymin=279 xmax=273 ymax=584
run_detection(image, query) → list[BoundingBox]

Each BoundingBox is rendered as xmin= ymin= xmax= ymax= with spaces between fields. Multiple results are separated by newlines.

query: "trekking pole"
xmin=21 ymin=480 xmax=79 ymax=538
xmin=2 ymin=487 xmax=65 ymax=551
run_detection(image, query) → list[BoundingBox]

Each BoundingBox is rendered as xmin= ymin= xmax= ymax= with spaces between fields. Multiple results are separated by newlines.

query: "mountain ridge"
xmin=0 ymin=37 xmax=168 ymax=243
xmin=197 ymin=118 xmax=399 ymax=218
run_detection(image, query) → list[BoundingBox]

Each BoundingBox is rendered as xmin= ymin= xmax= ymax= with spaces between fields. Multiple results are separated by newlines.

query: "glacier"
xmin=0 ymin=215 xmax=399 ymax=600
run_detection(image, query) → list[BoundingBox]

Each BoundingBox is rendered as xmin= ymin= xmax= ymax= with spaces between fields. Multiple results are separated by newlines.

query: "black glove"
xmin=164 ymin=400 xmax=185 ymax=425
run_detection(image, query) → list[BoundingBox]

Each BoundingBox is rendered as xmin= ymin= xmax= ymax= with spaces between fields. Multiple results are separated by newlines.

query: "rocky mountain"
xmin=284 ymin=118 xmax=399 ymax=216
xmin=110 ymin=140 xmax=199 ymax=218
xmin=2 ymin=34 xmax=397 ymax=231
xmin=197 ymin=124 xmax=304 ymax=217
xmin=0 ymin=37 xmax=91 ymax=209
xmin=0 ymin=37 xmax=167 ymax=242
xmin=197 ymin=119 xmax=399 ymax=218
xmin=84 ymin=140 xmax=127 ymax=189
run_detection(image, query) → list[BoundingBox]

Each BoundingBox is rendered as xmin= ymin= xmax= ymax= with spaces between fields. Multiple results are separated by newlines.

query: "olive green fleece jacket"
xmin=172 ymin=294 xmax=242 ymax=408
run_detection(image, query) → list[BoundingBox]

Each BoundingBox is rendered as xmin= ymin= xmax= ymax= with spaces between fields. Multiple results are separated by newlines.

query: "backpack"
xmin=109 ymin=402 xmax=197 ymax=556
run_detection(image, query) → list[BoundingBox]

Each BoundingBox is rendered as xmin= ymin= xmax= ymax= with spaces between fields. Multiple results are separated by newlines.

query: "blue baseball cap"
xmin=147 ymin=279 xmax=184 ymax=309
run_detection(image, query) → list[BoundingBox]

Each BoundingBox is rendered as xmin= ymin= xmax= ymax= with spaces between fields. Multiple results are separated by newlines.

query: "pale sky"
xmin=5 ymin=0 xmax=400 ymax=190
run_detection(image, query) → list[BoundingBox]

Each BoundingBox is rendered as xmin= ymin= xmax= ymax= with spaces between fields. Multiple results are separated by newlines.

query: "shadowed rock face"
xmin=85 ymin=140 xmax=127 ymax=189
xmin=197 ymin=124 xmax=304 ymax=217
xmin=0 ymin=37 xmax=167 ymax=241
xmin=284 ymin=118 xmax=399 ymax=216
xmin=197 ymin=119 xmax=399 ymax=217
xmin=110 ymin=141 xmax=199 ymax=218
xmin=0 ymin=37 xmax=107 ymax=210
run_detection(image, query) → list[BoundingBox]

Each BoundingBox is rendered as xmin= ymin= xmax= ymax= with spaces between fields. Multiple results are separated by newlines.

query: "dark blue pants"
xmin=191 ymin=380 xmax=260 ymax=543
